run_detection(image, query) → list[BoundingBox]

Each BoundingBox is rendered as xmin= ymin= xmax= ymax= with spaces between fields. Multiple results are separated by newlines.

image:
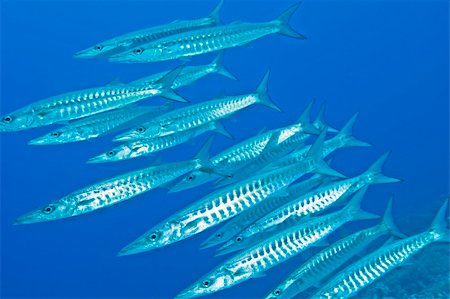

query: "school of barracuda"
xmin=1 ymin=1 xmax=448 ymax=298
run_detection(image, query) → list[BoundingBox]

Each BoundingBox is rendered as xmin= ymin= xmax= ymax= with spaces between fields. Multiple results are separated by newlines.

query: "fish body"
xmin=28 ymin=104 xmax=172 ymax=145
xmin=201 ymin=174 xmax=328 ymax=249
xmin=118 ymin=139 xmax=343 ymax=256
xmin=74 ymin=0 xmax=224 ymax=58
xmin=176 ymin=188 xmax=378 ymax=299
xmin=314 ymin=200 xmax=449 ymax=299
xmin=114 ymin=70 xmax=279 ymax=142
xmin=109 ymin=3 xmax=305 ymax=63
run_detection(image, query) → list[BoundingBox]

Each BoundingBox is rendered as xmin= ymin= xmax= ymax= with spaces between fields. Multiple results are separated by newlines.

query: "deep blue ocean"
xmin=1 ymin=0 xmax=449 ymax=298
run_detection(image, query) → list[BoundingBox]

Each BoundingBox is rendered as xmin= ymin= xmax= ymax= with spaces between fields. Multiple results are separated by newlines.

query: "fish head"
xmin=0 ymin=111 xmax=36 ymax=132
xmin=73 ymin=42 xmax=123 ymax=59
xmin=215 ymin=232 xmax=252 ymax=256
xmin=88 ymin=143 xmax=147 ymax=163
xmin=176 ymin=266 xmax=239 ymax=299
xmin=14 ymin=201 xmax=74 ymax=225
xmin=169 ymin=171 xmax=216 ymax=193
xmin=200 ymin=224 xmax=238 ymax=250
xmin=108 ymin=46 xmax=162 ymax=63
xmin=266 ymin=276 xmax=307 ymax=299
xmin=113 ymin=123 xmax=161 ymax=142
xmin=28 ymin=129 xmax=77 ymax=145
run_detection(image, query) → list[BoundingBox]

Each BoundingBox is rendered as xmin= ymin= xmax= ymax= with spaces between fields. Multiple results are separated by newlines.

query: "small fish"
xmin=117 ymin=131 xmax=344 ymax=256
xmin=114 ymin=70 xmax=281 ymax=142
xmin=14 ymin=137 xmax=214 ymax=224
xmin=74 ymin=0 xmax=224 ymax=58
xmin=265 ymin=198 xmax=405 ymax=299
xmin=216 ymin=151 xmax=400 ymax=256
xmin=200 ymin=174 xmax=329 ymax=250
xmin=313 ymin=200 xmax=449 ymax=299
xmin=88 ymin=121 xmax=231 ymax=163
xmin=109 ymin=3 xmax=305 ymax=63
xmin=175 ymin=188 xmax=379 ymax=299
xmin=169 ymin=100 xmax=329 ymax=193
xmin=129 ymin=52 xmax=237 ymax=88
xmin=0 ymin=66 xmax=187 ymax=132
xmin=28 ymin=103 xmax=172 ymax=145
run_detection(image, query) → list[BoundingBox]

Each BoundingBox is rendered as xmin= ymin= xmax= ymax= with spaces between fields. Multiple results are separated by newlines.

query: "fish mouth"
xmin=199 ymin=235 xmax=225 ymax=250
xmin=108 ymin=55 xmax=137 ymax=63
xmin=73 ymin=50 xmax=95 ymax=59
xmin=117 ymin=238 xmax=153 ymax=257
xmin=214 ymin=243 xmax=243 ymax=257
xmin=175 ymin=287 xmax=199 ymax=299
xmin=14 ymin=211 xmax=46 ymax=225
xmin=112 ymin=134 xmax=135 ymax=142
xmin=28 ymin=137 xmax=51 ymax=145
xmin=86 ymin=154 xmax=110 ymax=164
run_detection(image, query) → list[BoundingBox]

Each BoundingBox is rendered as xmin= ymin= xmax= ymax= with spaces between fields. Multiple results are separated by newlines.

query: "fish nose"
xmin=86 ymin=154 xmax=109 ymax=164
xmin=28 ymin=137 xmax=47 ymax=145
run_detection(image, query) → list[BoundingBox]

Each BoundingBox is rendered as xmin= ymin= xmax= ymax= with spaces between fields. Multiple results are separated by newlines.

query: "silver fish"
xmin=117 ymin=131 xmax=344 ymax=256
xmin=114 ymin=70 xmax=281 ymax=142
xmin=109 ymin=3 xmax=305 ymax=63
xmin=14 ymin=138 xmax=213 ymax=224
xmin=175 ymin=188 xmax=379 ymax=299
xmin=265 ymin=199 xmax=405 ymax=299
xmin=88 ymin=121 xmax=231 ymax=163
xmin=313 ymin=200 xmax=449 ymax=299
xmin=28 ymin=103 xmax=172 ymax=145
xmin=74 ymin=0 xmax=224 ymax=58
xmin=0 ymin=66 xmax=187 ymax=132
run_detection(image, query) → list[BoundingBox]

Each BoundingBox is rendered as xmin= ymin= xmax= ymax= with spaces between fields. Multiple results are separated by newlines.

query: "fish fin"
xmin=274 ymin=2 xmax=306 ymax=39
xmin=382 ymin=236 xmax=397 ymax=247
xmin=429 ymin=199 xmax=450 ymax=242
xmin=335 ymin=113 xmax=372 ymax=147
xmin=343 ymin=186 xmax=380 ymax=221
xmin=211 ymin=52 xmax=238 ymax=81
xmin=254 ymin=70 xmax=282 ymax=112
xmin=160 ymin=89 xmax=189 ymax=103
xmin=313 ymin=101 xmax=338 ymax=133
xmin=208 ymin=0 xmax=224 ymax=25
xmin=381 ymin=197 xmax=407 ymax=238
xmin=295 ymin=99 xmax=320 ymax=135
xmin=107 ymin=77 xmax=124 ymax=86
xmin=212 ymin=121 xmax=233 ymax=139
xmin=307 ymin=129 xmax=346 ymax=178
xmin=194 ymin=135 xmax=214 ymax=163
xmin=360 ymin=152 xmax=402 ymax=185
xmin=257 ymin=127 xmax=268 ymax=135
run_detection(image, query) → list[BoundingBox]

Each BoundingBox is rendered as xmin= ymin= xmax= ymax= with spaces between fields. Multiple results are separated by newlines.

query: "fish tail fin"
xmin=344 ymin=186 xmax=380 ymax=221
xmin=210 ymin=52 xmax=238 ymax=80
xmin=212 ymin=121 xmax=233 ymax=139
xmin=381 ymin=197 xmax=407 ymax=238
xmin=429 ymin=199 xmax=450 ymax=242
xmin=274 ymin=2 xmax=306 ymax=39
xmin=295 ymin=99 xmax=320 ymax=135
xmin=255 ymin=70 xmax=282 ymax=112
xmin=208 ymin=0 xmax=224 ymax=25
xmin=313 ymin=102 xmax=338 ymax=133
xmin=158 ymin=64 xmax=189 ymax=103
xmin=360 ymin=152 xmax=402 ymax=185
xmin=336 ymin=113 xmax=372 ymax=148
xmin=307 ymin=129 xmax=346 ymax=178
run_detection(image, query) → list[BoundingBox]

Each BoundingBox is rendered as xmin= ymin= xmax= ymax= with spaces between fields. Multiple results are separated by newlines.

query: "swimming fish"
xmin=129 ymin=52 xmax=237 ymax=88
xmin=88 ymin=121 xmax=231 ymax=163
xmin=265 ymin=198 xmax=405 ymax=299
xmin=175 ymin=188 xmax=379 ymax=299
xmin=215 ymin=151 xmax=399 ymax=256
xmin=73 ymin=0 xmax=224 ymax=58
xmin=313 ymin=199 xmax=449 ymax=299
xmin=117 ymin=131 xmax=344 ymax=256
xmin=200 ymin=174 xmax=330 ymax=250
xmin=109 ymin=2 xmax=305 ymax=63
xmin=113 ymin=70 xmax=281 ymax=142
xmin=0 ymin=66 xmax=187 ymax=132
xmin=14 ymin=137 xmax=214 ymax=224
xmin=28 ymin=103 xmax=173 ymax=145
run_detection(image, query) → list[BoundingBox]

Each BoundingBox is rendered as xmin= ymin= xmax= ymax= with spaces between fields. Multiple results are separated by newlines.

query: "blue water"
xmin=1 ymin=0 xmax=448 ymax=298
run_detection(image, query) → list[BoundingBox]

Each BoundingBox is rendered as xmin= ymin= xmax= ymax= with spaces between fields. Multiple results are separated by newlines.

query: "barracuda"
xmin=216 ymin=151 xmax=400 ymax=256
xmin=130 ymin=53 xmax=237 ymax=88
xmin=74 ymin=0 xmax=224 ymax=58
xmin=0 ymin=66 xmax=187 ymax=132
xmin=28 ymin=103 xmax=173 ymax=145
xmin=117 ymin=133 xmax=344 ymax=256
xmin=201 ymin=174 xmax=330 ymax=250
xmin=109 ymin=3 xmax=305 ymax=63
xmin=266 ymin=199 xmax=405 ymax=299
xmin=175 ymin=188 xmax=379 ymax=299
xmin=88 ymin=121 xmax=231 ymax=163
xmin=114 ymin=70 xmax=281 ymax=142
xmin=14 ymin=138 xmax=213 ymax=224
xmin=314 ymin=200 xmax=449 ymax=299
xmin=168 ymin=100 xmax=331 ymax=193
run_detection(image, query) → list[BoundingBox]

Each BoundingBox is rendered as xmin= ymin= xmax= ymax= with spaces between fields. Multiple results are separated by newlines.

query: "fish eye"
xmin=274 ymin=289 xmax=281 ymax=296
xmin=236 ymin=236 xmax=243 ymax=242
xmin=95 ymin=44 xmax=103 ymax=50
xmin=227 ymin=174 xmax=233 ymax=178
xmin=51 ymin=132 xmax=61 ymax=137
xmin=136 ymin=127 xmax=146 ymax=133
xmin=107 ymin=151 xmax=116 ymax=157
xmin=42 ymin=205 xmax=55 ymax=214
xmin=187 ymin=175 xmax=195 ymax=181
xmin=216 ymin=232 xmax=223 ymax=238
xmin=2 ymin=116 xmax=12 ymax=123
xmin=202 ymin=279 xmax=211 ymax=288
xmin=148 ymin=232 xmax=159 ymax=241
xmin=134 ymin=48 xmax=144 ymax=54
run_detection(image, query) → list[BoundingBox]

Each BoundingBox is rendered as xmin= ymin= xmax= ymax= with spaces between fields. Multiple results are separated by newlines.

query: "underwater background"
xmin=1 ymin=0 xmax=449 ymax=298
